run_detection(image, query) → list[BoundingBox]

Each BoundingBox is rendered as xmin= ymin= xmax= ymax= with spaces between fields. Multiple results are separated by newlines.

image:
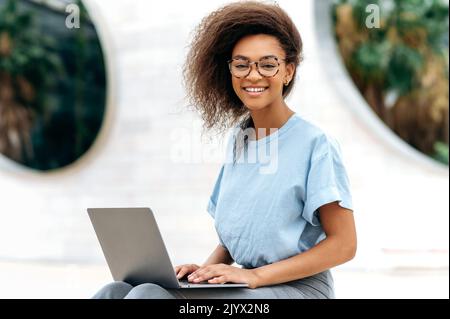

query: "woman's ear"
xmin=285 ymin=63 xmax=295 ymax=84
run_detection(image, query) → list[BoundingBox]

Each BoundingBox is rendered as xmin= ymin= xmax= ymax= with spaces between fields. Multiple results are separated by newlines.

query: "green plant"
xmin=0 ymin=0 xmax=106 ymax=171
xmin=433 ymin=141 xmax=449 ymax=165
xmin=0 ymin=0 xmax=63 ymax=163
xmin=333 ymin=0 xmax=449 ymax=165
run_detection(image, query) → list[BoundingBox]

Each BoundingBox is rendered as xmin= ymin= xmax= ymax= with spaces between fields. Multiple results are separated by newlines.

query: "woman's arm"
xmin=202 ymin=244 xmax=234 ymax=266
xmin=187 ymin=201 xmax=356 ymax=288
xmin=252 ymin=201 xmax=357 ymax=287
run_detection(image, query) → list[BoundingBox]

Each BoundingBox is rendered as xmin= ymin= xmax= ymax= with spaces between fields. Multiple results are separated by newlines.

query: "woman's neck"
xmin=249 ymin=102 xmax=295 ymax=140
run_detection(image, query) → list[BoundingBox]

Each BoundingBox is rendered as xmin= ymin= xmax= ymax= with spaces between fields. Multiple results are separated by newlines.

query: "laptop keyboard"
xmin=179 ymin=279 xmax=209 ymax=286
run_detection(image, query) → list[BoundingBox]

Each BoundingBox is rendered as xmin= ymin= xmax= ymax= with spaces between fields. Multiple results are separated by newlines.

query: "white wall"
xmin=0 ymin=0 xmax=448 ymax=271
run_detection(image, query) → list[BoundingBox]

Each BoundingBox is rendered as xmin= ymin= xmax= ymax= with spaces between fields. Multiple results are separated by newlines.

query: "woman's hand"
xmin=174 ymin=264 xmax=201 ymax=280
xmin=187 ymin=263 xmax=260 ymax=289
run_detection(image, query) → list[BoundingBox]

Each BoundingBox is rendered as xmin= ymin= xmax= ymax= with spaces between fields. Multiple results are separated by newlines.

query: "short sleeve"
xmin=206 ymin=164 xmax=225 ymax=218
xmin=302 ymin=135 xmax=354 ymax=226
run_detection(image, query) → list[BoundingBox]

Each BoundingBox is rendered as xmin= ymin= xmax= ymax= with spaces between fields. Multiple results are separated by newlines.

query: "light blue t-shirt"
xmin=206 ymin=113 xmax=354 ymax=269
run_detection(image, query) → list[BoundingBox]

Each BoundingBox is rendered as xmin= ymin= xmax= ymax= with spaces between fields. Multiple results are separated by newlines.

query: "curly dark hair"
xmin=183 ymin=0 xmax=303 ymax=138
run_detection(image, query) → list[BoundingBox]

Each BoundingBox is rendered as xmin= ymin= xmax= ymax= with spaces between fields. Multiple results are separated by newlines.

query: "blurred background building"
xmin=0 ymin=0 xmax=448 ymax=298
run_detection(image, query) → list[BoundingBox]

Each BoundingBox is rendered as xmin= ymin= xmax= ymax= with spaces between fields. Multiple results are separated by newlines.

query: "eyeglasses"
xmin=227 ymin=56 xmax=286 ymax=78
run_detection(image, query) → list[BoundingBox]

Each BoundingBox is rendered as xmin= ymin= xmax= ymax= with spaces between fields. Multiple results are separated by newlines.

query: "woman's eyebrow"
xmin=232 ymin=54 xmax=278 ymax=60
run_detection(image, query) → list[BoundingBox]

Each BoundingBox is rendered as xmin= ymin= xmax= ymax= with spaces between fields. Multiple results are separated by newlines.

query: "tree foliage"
xmin=333 ymin=0 xmax=449 ymax=165
xmin=0 ymin=0 xmax=106 ymax=171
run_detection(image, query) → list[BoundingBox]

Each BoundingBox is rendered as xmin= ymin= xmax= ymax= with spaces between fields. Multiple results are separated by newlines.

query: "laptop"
xmin=87 ymin=207 xmax=249 ymax=289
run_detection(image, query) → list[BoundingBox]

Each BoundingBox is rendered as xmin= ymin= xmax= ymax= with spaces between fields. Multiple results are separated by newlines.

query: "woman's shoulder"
xmin=290 ymin=114 xmax=343 ymax=160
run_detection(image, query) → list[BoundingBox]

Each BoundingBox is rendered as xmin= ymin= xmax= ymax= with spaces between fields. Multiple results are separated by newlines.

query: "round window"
xmin=0 ymin=0 xmax=107 ymax=171
xmin=332 ymin=1 xmax=449 ymax=166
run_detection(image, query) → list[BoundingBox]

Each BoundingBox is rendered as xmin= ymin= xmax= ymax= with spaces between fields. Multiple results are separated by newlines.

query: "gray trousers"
xmin=92 ymin=270 xmax=335 ymax=299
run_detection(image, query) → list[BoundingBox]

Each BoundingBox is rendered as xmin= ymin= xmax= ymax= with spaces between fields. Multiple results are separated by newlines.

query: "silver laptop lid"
xmin=87 ymin=207 xmax=181 ymax=288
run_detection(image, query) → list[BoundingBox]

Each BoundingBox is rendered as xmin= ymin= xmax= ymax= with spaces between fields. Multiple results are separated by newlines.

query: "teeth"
xmin=245 ymin=87 xmax=266 ymax=92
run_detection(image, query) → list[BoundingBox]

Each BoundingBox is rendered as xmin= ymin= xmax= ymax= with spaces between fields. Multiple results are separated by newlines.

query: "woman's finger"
xmin=193 ymin=268 xmax=220 ymax=282
xmin=176 ymin=267 xmax=189 ymax=279
xmin=189 ymin=266 xmax=206 ymax=278
xmin=208 ymin=275 xmax=227 ymax=284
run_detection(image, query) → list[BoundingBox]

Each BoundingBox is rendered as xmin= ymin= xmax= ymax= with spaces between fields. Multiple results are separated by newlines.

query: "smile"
xmin=242 ymin=87 xmax=268 ymax=96
xmin=244 ymin=87 xmax=267 ymax=92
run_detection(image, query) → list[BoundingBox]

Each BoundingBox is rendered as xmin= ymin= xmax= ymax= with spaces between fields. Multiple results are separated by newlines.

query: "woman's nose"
xmin=246 ymin=63 xmax=262 ymax=80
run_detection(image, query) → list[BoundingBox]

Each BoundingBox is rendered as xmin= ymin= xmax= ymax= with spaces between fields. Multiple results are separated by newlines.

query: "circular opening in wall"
xmin=331 ymin=0 xmax=449 ymax=166
xmin=0 ymin=0 xmax=107 ymax=172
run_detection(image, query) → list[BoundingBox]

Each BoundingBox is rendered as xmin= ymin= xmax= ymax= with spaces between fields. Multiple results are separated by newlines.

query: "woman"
xmin=93 ymin=0 xmax=357 ymax=299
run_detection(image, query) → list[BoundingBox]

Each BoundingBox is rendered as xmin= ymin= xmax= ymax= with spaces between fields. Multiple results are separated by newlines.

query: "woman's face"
xmin=230 ymin=34 xmax=295 ymax=112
